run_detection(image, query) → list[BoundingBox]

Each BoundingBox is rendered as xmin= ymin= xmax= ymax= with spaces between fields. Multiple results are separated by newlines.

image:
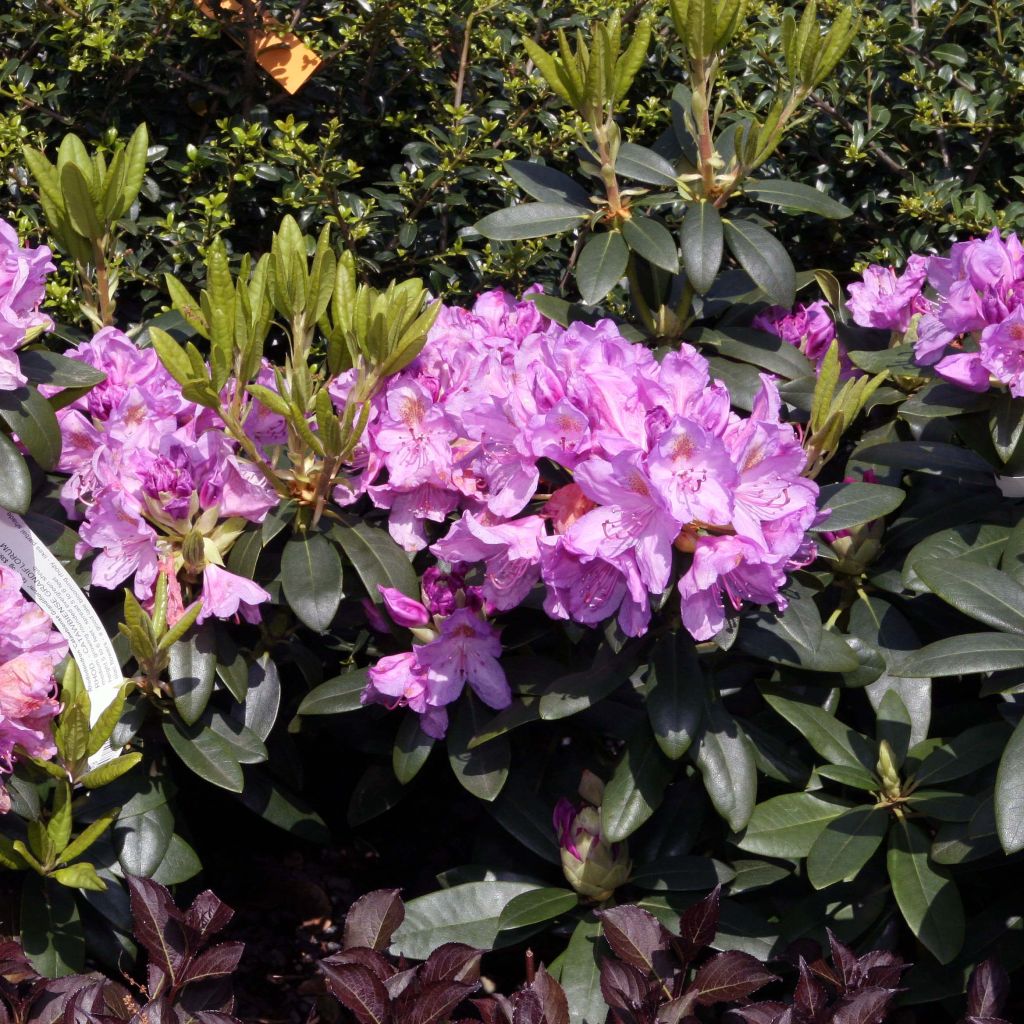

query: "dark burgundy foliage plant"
xmin=319 ymin=889 xmax=569 ymax=1024
xmin=0 ymin=877 xmax=242 ymax=1023
xmin=597 ymin=886 xmax=910 ymax=1024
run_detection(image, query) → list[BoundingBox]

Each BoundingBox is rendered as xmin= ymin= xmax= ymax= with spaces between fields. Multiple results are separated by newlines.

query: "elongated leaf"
xmin=621 ymin=216 xmax=679 ymax=273
xmin=297 ymin=668 xmax=369 ymax=716
xmin=162 ymin=719 xmax=244 ymax=793
xmin=629 ymin=856 xmax=733 ymax=891
xmin=576 ymin=231 xmax=629 ymax=306
xmin=645 ymin=629 xmax=703 ymax=759
xmin=915 ymin=560 xmax=1024 ymax=635
xmin=765 ymin=695 xmax=875 ymax=770
xmin=60 ymin=161 xmax=102 ymax=239
xmin=0 ymin=387 xmax=62 ymax=469
xmin=911 ymin=723 xmax=1010 ymax=787
xmin=560 ymin=916 xmax=608 ymax=1024
xmin=21 ymin=876 xmax=85 ymax=978
xmin=738 ymin=600 xmax=858 ymax=673
xmin=393 ymin=714 xmax=434 ymax=784
xmin=115 ymin=802 xmax=174 ymax=878
xmin=168 ymin=623 xmax=217 ymax=726
xmin=723 ymin=219 xmax=795 ymax=306
xmin=681 ymin=202 xmax=723 ymax=294
xmin=475 ymin=202 xmax=588 ymax=240
xmin=504 ymin=161 xmax=591 ymax=205
xmin=887 ymin=818 xmax=964 ymax=964
xmin=447 ymin=694 xmax=509 ymax=802
xmin=735 ymin=792 xmax=852 ymax=857
xmin=995 ymin=715 xmax=1024 ymax=854
xmin=331 ymin=521 xmax=417 ymax=600
xmin=692 ymin=699 xmax=756 ymax=831
xmin=744 ymin=178 xmax=851 ymax=218
xmin=894 ymin=633 xmax=1024 ymax=677
xmin=602 ymin=728 xmax=673 ymax=841
xmin=614 ymin=143 xmax=678 ymax=185
xmin=806 ymin=806 xmax=889 ymax=889
xmin=497 ymin=888 xmax=578 ymax=931
xmin=855 ymin=441 xmax=992 ymax=476
xmin=0 ymin=432 xmax=31 ymax=513
xmin=18 ymin=350 xmax=105 ymax=388
xmin=391 ymin=881 xmax=539 ymax=959
xmin=281 ymin=532 xmax=343 ymax=633
xmin=813 ymin=482 xmax=905 ymax=532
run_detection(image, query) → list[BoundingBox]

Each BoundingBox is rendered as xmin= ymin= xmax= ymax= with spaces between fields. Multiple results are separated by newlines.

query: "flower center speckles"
xmin=398 ymin=395 xmax=425 ymax=426
xmin=1010 ymin=324 xmax=1024 ymax=342
xmin=671 ymin=433 xmax=696 ymax=459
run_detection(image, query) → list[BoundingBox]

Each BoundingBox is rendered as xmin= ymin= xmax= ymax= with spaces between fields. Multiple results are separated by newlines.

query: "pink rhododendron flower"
xmin=752 ymin=300 xmax=837 ymax=364
xmin=416 ymin=608 xmax=510 ymax=710
xmin=0 ymin=220 xmax=56 ymax=390
xmin=57 ymin=327 xmax=280 ymax=623
xmin=198 ymin=565 xmax=272 ymax=624
xmin=0 ymin=566 xmax=66 ymax=810
xmin=846 ymin=254 xmax=929 ymax=332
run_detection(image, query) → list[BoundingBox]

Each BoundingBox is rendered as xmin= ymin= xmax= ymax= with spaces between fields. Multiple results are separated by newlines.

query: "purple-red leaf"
xmin=966 ymin=959 xmax=1010 ymax=1018
xmin=963 ymin=1017 xmax=1013 ymax=1024
xmin=192 ymin=1014 xmax=246 ymax=1024
xmin=530 ymin=967 xmax=569 ymax=1024
xmin=657 ymin=991 xmax=698 ymax=1023
xmin=599 ymin=905 xmax=670 ymax=976
xmin=511 ymin=989 xmax=544 ymax=1024
xmin=179 ymin=943 xmax=245 ymax=985
xmin=676 ymin=886 xmax=721 ymax=963
xmin=826 ymin=930 xmax=856 ymax=993
xmin=323 ymin=948 xmax=397 ymax=983
xmin=419 ymin=943 xmax=483 ymax=985
xmin=344 ymin=889 xmax=405 ymax=952
xmin=185 ymin=891 xmax=234 ymax=942
xmin=320 ymin=960 xmax=391 ymax=1024
xmin=598 ymin=958 xmax=651 ymax=1015
xmin=126 ymin=877 xmax=189 ymax=985
xmin=394 ymin=979 xmax=475 ymax=1024
xmin=722 ymin=1004 xmax=787 ymax=1024
xmin=128 ymin=996 xmax=176 ymax=1024
xmin=852 ymin=949 xmax=905 ymax=991
xmin=794 ymin=958 xmax=827 ymax=1020
xmin=830 ymin=987 xmax=897 ymax=1024
xmin=692 ymin=950 xmax=777 ymax=1006
xmin=383 ymin=966 xmax=418 ymax=1001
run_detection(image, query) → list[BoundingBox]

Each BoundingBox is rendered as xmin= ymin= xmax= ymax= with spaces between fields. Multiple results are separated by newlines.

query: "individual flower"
xmin=197 ymin=564 xmax=272 ymax=624
xmin=0 ymin=566 xmax=66 ymax=811
xmin=846 ymin=254 xmax=929 ymax=332
xmin=0 ymin=220 xmax=56 ymax=390
xmin=752 ymin=299 xmax=836 ymax=364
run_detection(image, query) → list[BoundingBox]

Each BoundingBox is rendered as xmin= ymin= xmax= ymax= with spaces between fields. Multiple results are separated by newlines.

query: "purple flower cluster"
xmin=57 ymin=328 xmax=279 ymax=622
xmin=752 ymin=300 xmax=837 ymax=369
xmin=848 ymin=230 xmax=1024 ymax=395
xmin=363 ymin=569 xmax=506 ymax=738
xmin=338 ymin=289 xmax=818 ymax=733
xmin=0 ymin=220 xmax=55 ymax=390
xmin=0 ymin=566 xmax=67 ymax=811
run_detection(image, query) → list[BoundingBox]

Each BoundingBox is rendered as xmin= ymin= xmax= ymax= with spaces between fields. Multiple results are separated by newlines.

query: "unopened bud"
xmin=876 ymin=740 xmax=902 ymax=800
xmin=181 ymin=529 xmax=207 ymax=575
xmin=553 ymin=794 xmax=631 ymax=901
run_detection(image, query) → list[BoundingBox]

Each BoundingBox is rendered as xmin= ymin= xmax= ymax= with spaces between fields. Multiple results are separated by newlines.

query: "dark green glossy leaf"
xmin=393 ymin=713 xmax=434 ymax=784
xmin=21 ymin=876 xmax=84 ymax=978
xmin=330 ymin=520 xmax=418 ymax=600
xmin=995 ymin=715 xmax=1024 ymax=854
xmin=629 ymin=855 xmax=733 ymax=891
xmin=911 ymin=723 xmax=1011 ymax=786
xmin=559 ymin=915 xmax=608 ymax=1024
xmin=722 ymin=218 xmax=795 ymax=306
xmin=18 ymin=350 xmax=106 ymax=387
xmin=614 ymin=143 xmax=678 ymax=185
xmin=497 ymin=888 xmax=578 ymax=931
xmin=680 ymin=202 xmax=723 ymax=294
xmin=887 ymin=818 xmax=964 ymax=965
xmin=0 ymin=432 xmax=31 ymax=513
xmin=744 ymin=178 xmax=851 ymax=218
xmin=621 ymin=215 xmax=679 ymax=273
xmin=602 ymin=727 xmax=673 ymax=841
xmin=0 ymin=386 xmax=61 ymax=469
xmin=390 ymin=881 xmax=540 ymax=959
xmin=162 ymin=718 xmax=244 ymax=792
xmin=576 ymin=231 xmax=629 ymax=305
xmin=807 ymin=806 xmax=889 ymax=889
xmin=914 ymin=560 xmax=1024 ymax=635
xmin=734 ymin=792 xmax=852 ymax=858
xmin=505 ymin=160 xmax=591 ymax=205
xmin=692 ymin=698 xmax=756 ymax=831
xmin=894 ymin=633 xmax=1024 ymax=677
xmin=167 ymin=622 xmax=217 ymax=726
xmin=281 ymin=532 xmax=343 ymax=633
xmin=765 ymin=695 xmax=875 ymax=770
xmin=475 ymin=202 xmax=588 ymax=240
xmin=448 ymin=694 xmax=509 ymax=802
xmin=813 ymin=482 xmax=905 ymax=532
xmin=296 ymin=667 xmax=368 ymax=716
xmin=645 ymin=629 xmax=702 ymax=760
xmin=149 ymin=834 xmax=202 ymax=886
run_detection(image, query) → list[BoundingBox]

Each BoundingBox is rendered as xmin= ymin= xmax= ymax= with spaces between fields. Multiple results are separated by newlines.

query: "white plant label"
xmin=0 ymin=509 xmax=124 ymax=767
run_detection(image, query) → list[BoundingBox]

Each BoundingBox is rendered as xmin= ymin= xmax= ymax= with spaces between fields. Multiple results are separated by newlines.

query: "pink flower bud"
xmin=378 ymin=586 xmax=430 ymax=627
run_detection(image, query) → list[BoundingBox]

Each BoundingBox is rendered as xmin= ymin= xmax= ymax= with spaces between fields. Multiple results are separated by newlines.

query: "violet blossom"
xmin=0 ymin=219 xmax=56 ymax=390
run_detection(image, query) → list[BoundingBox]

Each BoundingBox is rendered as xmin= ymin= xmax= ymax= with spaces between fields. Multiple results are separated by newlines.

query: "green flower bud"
xmin=553 ymin=792 xmax=631 ymax=901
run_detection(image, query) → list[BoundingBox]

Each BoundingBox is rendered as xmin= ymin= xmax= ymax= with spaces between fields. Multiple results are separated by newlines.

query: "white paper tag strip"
xmin=0 ymin=509 xmax=124 ymax=768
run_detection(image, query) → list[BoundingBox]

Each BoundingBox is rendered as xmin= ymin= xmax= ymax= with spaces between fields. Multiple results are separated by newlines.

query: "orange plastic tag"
xmin=197 ymin=0 xmax=322 ymax=94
